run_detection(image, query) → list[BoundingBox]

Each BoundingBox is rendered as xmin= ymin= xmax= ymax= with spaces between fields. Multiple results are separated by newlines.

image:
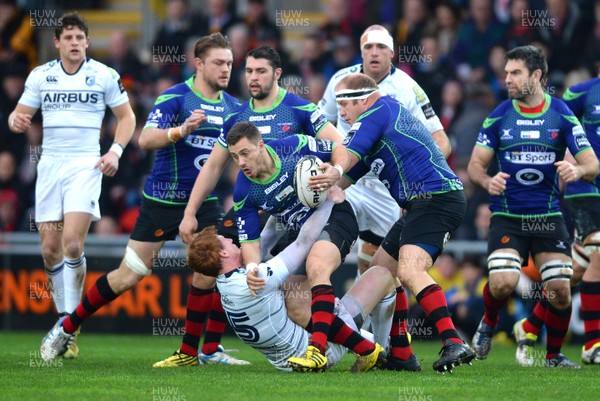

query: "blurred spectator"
xmin=297 ymin=33 xmax=329 ymax=85
xmin=92 ymin=216 xmax=120 ymax=235
xmin=204 ymin=0 xmax=239 ymax=35
xmin=152 ymin=0 xmax=203 ymax=79
xmin=580 ymin=0 xmax=600 ymax=76
xmin=439 ymin=80 xmax=465 ymax=131
xmin=180 ymin=36 xmax=201 ymax=80
xmin=393 ymin=0 xmax=430 ymax=51
xmin=0 ymin=64 xmax=28 ymax=162
xmin=534 ymin=0 xmax=588 ymax=75
xmin=486 ymin=44 xmax=508 ymax=102
xmin=306 ymin=74 xmax=327 ymax=105
xmin=430 ymin=252 xmax=462 ymax=292
xmin=449 ymin=83 xmax=496 ymax=166
xmin=505 ymin=0 xmax=537 ymax=49
xmin=412 ymin=34 xmax=455 ymax=113
xmin=104 ymin=31 xmax=145 ymax=88
xmin=474 ymin=202 xmax=492 ymax=240
xmin=0 ymin=0 xmax=37 ymax=70
xmin=318 ymin=0 xmax=363 ymax=51
xmin=245 ymin=0 xmax=280 ymax=51
xmin=227 ymin=24 xmax=249 ymax=99
xmin=321 ymin=35 xmax=361 ymax=81
xmin=452 ymin=0 xmax=507 ymax=84
xmin=453 ymin=254 xmax=486 ymax=338
xmin=428 ymin=0 xmax=461 ymax=59
xmin=0 ymin=188 xmax=19 ymax=232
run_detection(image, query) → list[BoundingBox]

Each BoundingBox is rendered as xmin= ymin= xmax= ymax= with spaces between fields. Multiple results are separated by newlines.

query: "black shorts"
xmin=218 ymin=207 xmax=272 ymax=247
xmin=381 ymin=191 xmax=466 ymax=261
xmin=488 ymin=214 xmax=572 ymax=264
xmin=131 ymin=197 xmax=223 ymax=242
xmin=284 ymin=200 xmax=358 ymax=260
xmin=565 ymin=196 xmax=600 ymax=239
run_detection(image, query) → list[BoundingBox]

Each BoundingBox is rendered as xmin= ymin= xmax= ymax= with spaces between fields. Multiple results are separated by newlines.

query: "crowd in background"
xmin=1 ymin=0 xmax=598 ymax=338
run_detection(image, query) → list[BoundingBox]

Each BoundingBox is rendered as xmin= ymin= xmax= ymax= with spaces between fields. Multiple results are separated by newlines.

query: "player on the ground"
xmin=9 ymin=12 xmax=136 ymax=359
xmin=467 ymin=45 xmax=598 ymax=368
xmin=514 ymin=70 xmax=600 ymax=366
xmin=319 ymin=25 xmax=451 ymax=371
xmin=39 ymin=33 xmax=245 ymax=363
xmin=190 ymin=187 xmax=394 ymax=372
xmin=155 ymin=45 xmax=344 ymax=365
xmin=226 ymin=122 xmax=384 ymax=372
xmin=310 ymin=72 xmax=474 ymax=373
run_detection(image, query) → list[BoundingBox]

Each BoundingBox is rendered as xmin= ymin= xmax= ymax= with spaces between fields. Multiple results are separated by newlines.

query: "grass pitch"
xmin=1 ymin=331 xmax=596 ymax=401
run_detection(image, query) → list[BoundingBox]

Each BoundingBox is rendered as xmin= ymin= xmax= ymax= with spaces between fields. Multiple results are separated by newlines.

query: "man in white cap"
xmin=318 ymin=25 xmax=451 ymax=372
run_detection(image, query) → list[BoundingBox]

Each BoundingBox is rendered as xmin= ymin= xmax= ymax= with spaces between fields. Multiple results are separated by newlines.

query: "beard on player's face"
xmin=250 ymin=75 xmax=276 ymax=100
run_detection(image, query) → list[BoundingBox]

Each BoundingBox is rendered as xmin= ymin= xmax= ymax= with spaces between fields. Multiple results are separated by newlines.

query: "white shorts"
xmin=346 ymin=172 xmax=400 ymax=240
xmin=35 ymin=155 xmax=102 ymax=222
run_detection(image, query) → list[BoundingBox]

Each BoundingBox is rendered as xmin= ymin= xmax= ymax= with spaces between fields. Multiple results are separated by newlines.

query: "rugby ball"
xmin=293 ymin=155 xmax=329 ymax=208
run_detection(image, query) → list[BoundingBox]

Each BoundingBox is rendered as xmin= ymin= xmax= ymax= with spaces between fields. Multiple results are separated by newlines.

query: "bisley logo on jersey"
xmin=506 ymin=151 xmax=556 ymax=164
xmin=200 ymin=104 xmax=224 ymax=112
xmin=265 ymin=172 xmax=289 ymax=195
xmin=249 ymin=114 xmax=276 ymax=122
xmin=517 ymin=119 xmax=544 ymax=126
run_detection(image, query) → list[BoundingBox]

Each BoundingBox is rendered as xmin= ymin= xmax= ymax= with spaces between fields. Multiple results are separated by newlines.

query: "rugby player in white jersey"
xmin=189 ymin=187 xmax=395 ymax=372
xmin=318 ymin=25 xmax=450 ymax=370
xmin=8 ymin=12 xmax=136 ymax=358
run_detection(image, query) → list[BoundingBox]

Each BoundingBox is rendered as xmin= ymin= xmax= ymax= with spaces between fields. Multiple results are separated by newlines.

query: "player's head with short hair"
xmin=227 ymin=121 xmax=261 ymax=147
xmin=505 ymin=45 xmax=548 ymax=82
xmin=188 ymin=226 xmax=223 ymax=277
xmin=334 ymin=73 xmax=380 ymax=125
xmin=55 ymin=12 xmax=89 ymax=39
xmin=194 ymin=33 xmax=232 ymax=60
xmin=246 ymin=45 xmax=281 ymax=70
xmin=359 ymin=25 xmax=394 ymax=82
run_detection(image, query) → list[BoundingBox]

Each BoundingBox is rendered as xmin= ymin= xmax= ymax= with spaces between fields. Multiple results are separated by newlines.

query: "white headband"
xmin=335 ymin=87 xmax=378 ymax=101
xmin=360 ymin=30 xmax=394 ymax=51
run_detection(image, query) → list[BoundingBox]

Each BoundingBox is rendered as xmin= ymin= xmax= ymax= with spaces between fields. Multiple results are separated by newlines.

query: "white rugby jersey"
xmin=19 ymin=58 xmax=129 ymax=156
xmin=319 ymin=64 xmax=443 ymax=136
xmin=217 ymin=259 xmax=308 ymax=371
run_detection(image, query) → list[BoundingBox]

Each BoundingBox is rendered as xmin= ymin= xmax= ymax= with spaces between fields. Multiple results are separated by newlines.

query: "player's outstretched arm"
xmin=96 ymin=102 xmax=136 ymax=177
xmin=556 ymin=148 xmax=600 ymax=183
xmin=8 ymin=104 xmax=37 ymax=134
xmin=317 ymin=123 xmax=345 ymax=144
xmin=431 ymin=129 xmax=452 ymax=159
xmin=179 ymin=145 xmax=230 ymax=244
xmin=139 ymin=110 xmax=207 ymax=150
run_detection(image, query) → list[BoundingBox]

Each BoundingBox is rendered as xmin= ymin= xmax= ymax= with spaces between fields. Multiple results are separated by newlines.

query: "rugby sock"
xmin=522 ymin=298 xmax=548 ymax=336
xmin=580 ymin=280 xmax=600 ymax=350
xmin=201 ymin=289 xmax=227 ymax=355
xmin=63 ymin=254 xmax=87 ymax=313
xmin=309 ymin=284 xmax=336 ymax=354
xmin=62 ymin=274 xmax=118 ymax=334
xmin=482 ymin=282 xmax=508 ymax=328
xmin=341 ymin=293 xmax=366 ymax=328
xmin=45 ymin=259 xmax=66 ymax=314
xmin=544 ymin=303 xmax=572 ymax=360
xmin=329 ymin=315 xmax=375 ymax=356
xmin=416 ymin=284 xmax=463 ymax=345
xmin=180 ymin=286 xmax=213 ymax=357
xmin=390 ymin=286 xmax=414 ymax=360
xmin=369 ymin=290 xmax=395 ymax=351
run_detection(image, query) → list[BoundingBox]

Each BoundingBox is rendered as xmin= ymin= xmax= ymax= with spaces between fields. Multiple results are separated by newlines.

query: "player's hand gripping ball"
xmin=294 ymin=155 xmax=329 ymax=208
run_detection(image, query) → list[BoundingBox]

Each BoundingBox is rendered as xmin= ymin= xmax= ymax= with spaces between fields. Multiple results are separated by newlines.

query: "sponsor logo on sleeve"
xmin=421 ymin=102 xmax=436 ymax=119
xmin=476 ymin=132 xmax=491 ymax=146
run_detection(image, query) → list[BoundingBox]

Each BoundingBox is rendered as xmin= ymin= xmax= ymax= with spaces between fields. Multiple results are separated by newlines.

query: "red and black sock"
xmin=62 ymin=274 xmax=117 ymax=334
xmin=328 ymin=315 xmax=375 ymax=356
xmin=309 ymin=284 xmax=336 ymax=354
xmin=482 ymin=282 xmax=509 ymax=328
xmin=180 ymin=286 xmax=213 ymax=357
xmin=201 ymin=289 xmax=227 ymax=355
xmin=389 ymin=286 xmax=413 ymax=360
xmin=523 ymin=298 xmax=548 ymax=336
xmin=416 ymin=284 xmax=463 ymax=345
xmin=580 ymin=280 xmax=600 ymax=350
xmin=544 ymin=303 xmax=572 ymax=360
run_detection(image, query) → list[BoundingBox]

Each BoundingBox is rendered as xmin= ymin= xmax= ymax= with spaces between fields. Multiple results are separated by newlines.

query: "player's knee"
xmin=546 ymin=283 xmax=572 ymax=310
xmin=489 ymin=277 xmax=517 ymax=299
xmin=41 ymin=241 xmax=62 ymax=265
xmin=487 ymin=252 xmax=520 ymax=297
xmin=123 ymin=246 xmax=152 ymax=279
xmin=63 ymin=237 xmax=84 ymax=259
xmin=584 ymin=232 xmax=600 ymax=257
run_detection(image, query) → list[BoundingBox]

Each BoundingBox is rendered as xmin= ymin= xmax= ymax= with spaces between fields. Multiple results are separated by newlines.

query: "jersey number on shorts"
xmin=227 ymin=311 xmax=260 ymax=343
